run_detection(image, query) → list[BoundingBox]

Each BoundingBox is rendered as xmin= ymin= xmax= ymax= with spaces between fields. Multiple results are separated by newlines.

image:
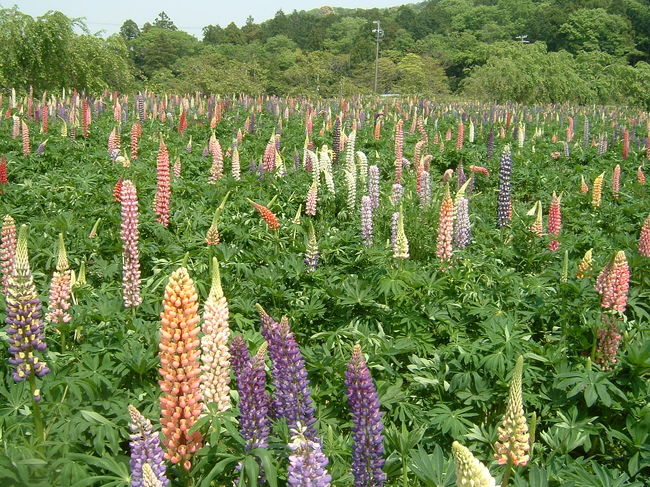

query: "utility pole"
xmin=372 ymin=20 xmax=384 ymax=94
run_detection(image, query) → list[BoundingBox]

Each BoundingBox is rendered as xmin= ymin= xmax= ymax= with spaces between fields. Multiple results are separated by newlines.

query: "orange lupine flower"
xmin=248 ymin=199 xmax=280 ymax=230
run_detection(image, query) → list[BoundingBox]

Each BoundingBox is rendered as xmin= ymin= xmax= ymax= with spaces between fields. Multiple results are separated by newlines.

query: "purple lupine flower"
xmin=496 ymin=145 xmax=512 ymax=228
xmin=202 ymin=146 xmax=209 ymax=158
xmin=35 ymin=141 xmax=47 ymax=155
xmin=368 ymin=165 xmax=380 ymax=211
xmin=5 ymin=225 xmax=50 ymax=388
xmin=419 ymin=171 xmax=431 ymax=207
xmin=361 ymin=195 xmax=373 ymax=246
xmin=230 ymin=336 xmax=270 ymax=450
xmin=258 ymin=307 xmax=318 ymax=441
xmin=454 ymin=196 xmax=471 ymax=249
xmin=288 ymin=425 xmax=332 ymax=487
xmin=582 ymin=118 xmax=590 ymax=147
xmin=486 ymin=129 xmax=495 ymax=159
xmin=128 ymin=405 xmax=169 ymax=487
xmin=563 ymin=141 xmax=570 ymax=158
xmin=390 ymin=212 xmax=399 ymax=250
xmin=599 ymin=134 xmax=607 ymax=155
xmin=391 ymin=183 xmax=403 ymax=206
xmin=345 ymin=345 xmax=386 ymax=487
xmin=456 ymin=163 xmax=466 ymax=189
xmin=136 ymin=95 xmax=145 ymax=121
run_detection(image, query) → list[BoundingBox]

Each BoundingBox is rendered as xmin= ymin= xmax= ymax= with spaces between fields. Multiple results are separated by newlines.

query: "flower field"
xmin=0 ymin=92 xmax=649 ymax=487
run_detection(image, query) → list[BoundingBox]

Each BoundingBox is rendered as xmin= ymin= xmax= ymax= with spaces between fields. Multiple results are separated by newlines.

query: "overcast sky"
xmin=7 ymin=1 xmax=405 ymax=37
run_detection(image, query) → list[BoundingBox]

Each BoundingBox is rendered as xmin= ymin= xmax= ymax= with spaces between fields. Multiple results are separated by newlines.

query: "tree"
xmin=131 ymin=27 xmax=200 ymax=79
xmin=558 ymin=8 xmax=636 ymax=57
xmin=153 ymin=11 xmax=177 ymax=31
xmin=120 ymin=19 xmax=140 ymax=41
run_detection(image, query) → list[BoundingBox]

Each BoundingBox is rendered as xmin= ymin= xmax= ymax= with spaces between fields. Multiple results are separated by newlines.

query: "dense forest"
xmin=1 ymin=1 xmax=650 ymax=107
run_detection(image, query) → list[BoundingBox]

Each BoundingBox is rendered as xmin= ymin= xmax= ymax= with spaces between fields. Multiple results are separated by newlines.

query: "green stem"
xmin=60 ymin=326 xmax=66 ymax=352
xmin=29 ymin=376 xmax=44 ymax=444
xmin=501 ymin=458 xmax=513 ymax=487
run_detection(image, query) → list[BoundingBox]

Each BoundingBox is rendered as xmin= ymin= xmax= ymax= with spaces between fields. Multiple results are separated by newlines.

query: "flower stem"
xmin=29 ymin=376 xmax=44 ymax=444
xmin=501 ymin=458 xmax=513 ymax=487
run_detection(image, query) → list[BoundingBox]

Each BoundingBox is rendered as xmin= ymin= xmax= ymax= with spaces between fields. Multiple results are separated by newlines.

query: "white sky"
xmin=6 ymin=1 xmax=407 ymax=37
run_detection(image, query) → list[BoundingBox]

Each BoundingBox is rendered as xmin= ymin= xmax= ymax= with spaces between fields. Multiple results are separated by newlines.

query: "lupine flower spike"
xmin=128 ymin=405 xmax=169 ymax=487
xmin=612 ymin=164 xmax=621 ymax=199
xmin=497 ymin=145 xmax=513 ymax=227
xmin=288 ymin=424 xmax=332 ymax=487
xmin=436 ymin=184 xmax=454 ymax=263
xmin=259 ymin=307 xmax=318 ymax=440
xmin=592 ymin=172 xmax=604 ymax=208
xmin=360 ymin=195 xmax=373 ymax=246
xmin=548 ymin=192 xmax=561 ymax=251
xmin=200 ymin=257 xmax=231 ymax=412
xmin=639 ymin=214 xmax=650 ymax=257
xmin=46 ymin=234 xmax=73 ymax=336
xmin=159 ymin=267 xmax=203 ymax=470
xmin=452 ymin=442 xmax=496 ymax=487
xmin=637 ymin=166 xmax=645 ymax=185
xmin=494 ymin=356 xmax=530 ymax=467
xmin=393 ymin=209 xmax=409 ymax=259
xmin=576 ymin=249 xmax=593 ymax=278
xmin=120 ymin=180 xmax=142 ymax=308
xmin=5 ymin=225 xmax=50 ymax=387
xmin=526 ymin=201 xmax=543 ymax=237
xmin=454 ymin=180 xmax=472 ymax=249
xmin=346 ymin=345 xmax=386 ymax=487
xmin=305 ymin=221 xmax=319 ymax=272
xmin=247 ymin=199 xmax=280 ymax=230
xmin=595 ymin=251 xmax=630 ymax=313
xmin=154 ymin=137 xmax=171 ymax=227
xmin=206 ymin=191 xmax=230 ymax=245
xmin=230 ymin=337 xmax=270 ymax=451
xmin=580 ymin=175 xmax=589 ymax=194
xmin=1 ymin=215 xmax=17 ymax=294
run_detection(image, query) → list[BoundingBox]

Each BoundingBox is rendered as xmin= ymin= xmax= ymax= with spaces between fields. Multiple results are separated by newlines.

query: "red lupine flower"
xmin=456 ymin=121 xmax=464 ymax=150
xmin=41 ymin=105 xmax=48 ymax=133
xmin=113 ymin=178 xmax=123 ymax=203
xmin=0 ymin=155 xmax=7 ymax=189
xmin=469 ymin=165 xmax=490 ymax=177
xmin=178 ymin=109 xmax=187 ymax=134
xmin=248 ymin=199 xmax=280 ymax=230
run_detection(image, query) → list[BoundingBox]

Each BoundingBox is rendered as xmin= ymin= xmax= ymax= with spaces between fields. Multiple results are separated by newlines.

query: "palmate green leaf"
xmin=409 ymin=445 xmax=455 ymax=487
xmin=430 ymin=404 xmax=477 ymax=437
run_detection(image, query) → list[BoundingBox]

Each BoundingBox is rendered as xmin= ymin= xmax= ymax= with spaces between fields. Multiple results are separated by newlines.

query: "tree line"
xmin=1 ymin=1 xmax=650 ymax=107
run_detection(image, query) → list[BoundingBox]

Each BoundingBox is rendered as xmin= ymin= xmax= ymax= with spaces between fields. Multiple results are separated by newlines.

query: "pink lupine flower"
xmin=153 ymin=138 xmax=171 ymax=227
xmin=548 ymin=192 xmax=561 ymax=251
xmin=612 ymin=164 xmax=621 ymax=199
xmin=595 ymin=251 xmax=630 ymax=313
xmin=1 ymin=215 xmax=17 ymax=294
xmin=638 ymin=166 xmax=646 ymax=185
xmin=208 ymin=133 xmax=223 ymax=183
xmin=46 ymin=234 xmax=72 ymax=326
xmin=638 ymin=214 xmax=650 ymax=257
xmin=596 ymin=314 xmax=623 ymax=370
xmin=22 ymin=121 xmax=30 ymax=155
xmin=120 ymin=180 xmax=142 ymax=308
xmin=305 ymin=182 xmax=318 ymax=216
xmin=436 ymin=185 xmax=454 ymax=263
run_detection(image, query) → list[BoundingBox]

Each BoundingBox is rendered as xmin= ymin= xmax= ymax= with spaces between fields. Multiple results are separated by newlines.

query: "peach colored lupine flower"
xmin=436 ymin=184 xmax=454 ymax=263
xmin=159 ymin=267 xmax=203 ymax=471
xmin=595 ymin=251 xmax=630 ymax=313
xmin=638 ymin=214 xmax=650 ymax=257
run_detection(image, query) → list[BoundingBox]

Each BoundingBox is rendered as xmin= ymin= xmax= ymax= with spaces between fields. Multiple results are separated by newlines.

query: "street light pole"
xmin=372 ymin=20 xmax=383 ymax=94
